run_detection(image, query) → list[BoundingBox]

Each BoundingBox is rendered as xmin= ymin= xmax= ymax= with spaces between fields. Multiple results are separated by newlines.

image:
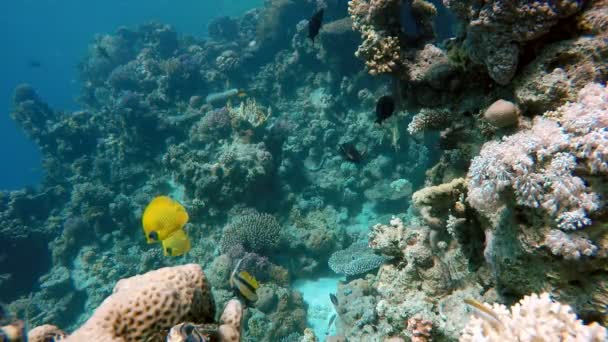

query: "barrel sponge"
xmin=67 ymin=264 xmax=215 ymax=342
xmin=218 ymin=299 xmax=243 ymax=342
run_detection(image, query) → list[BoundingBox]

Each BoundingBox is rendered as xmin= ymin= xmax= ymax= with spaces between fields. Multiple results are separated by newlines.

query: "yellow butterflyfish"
xmin=161 ymin=229 xmax=192 ymax=257
xmin=142 ymin=196 xmax=189 ymax=244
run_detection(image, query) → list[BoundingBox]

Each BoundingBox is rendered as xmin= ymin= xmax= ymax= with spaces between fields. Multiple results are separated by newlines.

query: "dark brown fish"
xmin=330 ymin=293 xmax=339 ymax=307
xmin=375 ymin=95 xmax=395 ymax=124
xmin=308 ymin=8 xmax=324 ymax=44
xmin=339 ymin=143 xmax=364 ymax=163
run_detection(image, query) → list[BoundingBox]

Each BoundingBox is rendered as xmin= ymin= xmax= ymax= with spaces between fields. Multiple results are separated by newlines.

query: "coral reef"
xmin=444 ymin=0 xmax=585 ymax=84
xmin=460 ymin=293 xmax=607 ymax=341
xmin=3 ymin=0 xmax=608 ymax=340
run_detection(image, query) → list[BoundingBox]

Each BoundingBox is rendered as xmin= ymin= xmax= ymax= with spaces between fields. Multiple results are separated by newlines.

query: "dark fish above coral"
xmin=96 ymin=45 xmax=111 ymax=60
xmin=339 ymin=143 xmax=364 ymax=163
xmin=375 ymin=95 xmax=395 ymax=124
xmin=308 ymin=8 xmax=324 ymax=44
xmin=26 ymin=60 xmax=42 ymax=68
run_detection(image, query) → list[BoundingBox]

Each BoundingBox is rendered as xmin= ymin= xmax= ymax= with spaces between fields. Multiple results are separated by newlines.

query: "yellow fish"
xmin=142 ymin=196 xmax=188 ymax=244
xmin=229 ymin=258 xmax=259 ymax=302
xmin=161 ymin=229 xmax=191 ymax=257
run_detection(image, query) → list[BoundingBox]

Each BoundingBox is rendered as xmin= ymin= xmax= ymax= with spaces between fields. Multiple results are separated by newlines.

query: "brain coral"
xmin=66 ymin=264 xmax=215 ymax=342
xmin=328 ymin=241 xmax=389 ymax=276
xmin=220 ymin=212 xmax=282 ymax=255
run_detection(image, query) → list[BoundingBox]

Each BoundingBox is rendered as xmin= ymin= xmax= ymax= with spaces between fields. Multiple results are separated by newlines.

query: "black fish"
xmin=96 ymin=45 xmax=111 ymax=60
xmin=27 ymin=60 xmax=42 ymax=68
xmin=339 ymin=143 xmax=364 ymax=163
xmin=308 ymin=8 xmax=324 ymax=44
xmin=330 ymin=293 xmax=339 ymax=307
xmin=375 ymin=95 xmax=395 ymax=124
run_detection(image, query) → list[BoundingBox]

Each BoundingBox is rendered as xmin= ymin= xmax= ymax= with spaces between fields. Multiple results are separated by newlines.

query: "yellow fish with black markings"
xmin=230 ymin=258 xmax=260 ymax=302
xmin=161 ymin=229 xmax=191 ymax=257
xmin=142 ymin=196 xmax=191 ymax=257
xmin=142 ymin=196 xmax=188 ymax=243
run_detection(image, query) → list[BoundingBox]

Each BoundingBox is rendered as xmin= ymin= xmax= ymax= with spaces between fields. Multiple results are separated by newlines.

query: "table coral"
xmin=328 ymin=241 xmax=389 ymax=276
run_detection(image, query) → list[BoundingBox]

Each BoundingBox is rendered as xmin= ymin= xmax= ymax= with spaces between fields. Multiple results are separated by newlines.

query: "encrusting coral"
xmin=459 ymin=293 xmax=607 ymax=342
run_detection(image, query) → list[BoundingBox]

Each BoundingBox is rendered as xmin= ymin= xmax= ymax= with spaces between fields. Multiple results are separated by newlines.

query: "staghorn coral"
xmin=66 ymin=264 xmax=215 ymax=341
xmin=328 ymin=241 xmax=389 ymax=276
xmin=444 ymin=0 xmax=584 ymax=85
xmin=467 ymin=83 xmax=607 ymax=232
xmin=220 ymin=212 xmax=282 ymax=255
xmin=459 ymin=293 xmax=607 ymax=342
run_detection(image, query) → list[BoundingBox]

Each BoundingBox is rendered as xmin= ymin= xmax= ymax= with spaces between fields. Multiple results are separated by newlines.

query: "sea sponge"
xmin=459 ymin=293 xmax=607 ymax=341
xmin=66 ymin=264 xmax=215 ymax=342
xmin=218 ymin=299 xmax=243 ymax=342
xmin=483 ymin=99 xmax=520 ymax=128
xmin=28 ymin=324 xmax=67 ymax=342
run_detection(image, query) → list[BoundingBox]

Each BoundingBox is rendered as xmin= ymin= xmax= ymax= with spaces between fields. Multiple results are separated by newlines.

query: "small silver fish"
xmin=326 ymin=313 xmax=337 ymax=335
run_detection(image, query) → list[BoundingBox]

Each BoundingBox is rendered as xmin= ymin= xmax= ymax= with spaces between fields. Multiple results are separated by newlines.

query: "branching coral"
xmin=407 ymin=108 xmax=453 ymax=135
xmin=459 ymin=293 xmax=607 ymax=341
xmin=227 ymin=98 xmax=272 ymax=128
xmin=467 ymin=83 xmax=607 ymax=233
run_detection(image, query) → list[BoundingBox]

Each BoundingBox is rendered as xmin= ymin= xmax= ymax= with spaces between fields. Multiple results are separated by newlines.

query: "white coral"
xmin=467 ymin=83 xmax=608 ymax=231
xmin=460 ymin=293 xmax=607 ymax=342
xmin=544 ymin=229 xmax=598 ymax=260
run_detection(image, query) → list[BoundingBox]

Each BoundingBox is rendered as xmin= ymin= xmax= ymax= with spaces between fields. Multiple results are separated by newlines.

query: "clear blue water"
xmin=0 ymin=0 xmax=262 ymax=190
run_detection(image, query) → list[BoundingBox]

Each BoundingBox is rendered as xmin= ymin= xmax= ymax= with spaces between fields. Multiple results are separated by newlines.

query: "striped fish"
xmin=464 ymin=298 xmax=504 ymax=331
xmin=230 ymin=258 xmax=260 ymax=302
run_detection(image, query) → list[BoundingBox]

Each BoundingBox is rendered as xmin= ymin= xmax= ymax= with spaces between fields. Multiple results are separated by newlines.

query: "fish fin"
xmin=464 ymin=299 xmax=503 ymax=327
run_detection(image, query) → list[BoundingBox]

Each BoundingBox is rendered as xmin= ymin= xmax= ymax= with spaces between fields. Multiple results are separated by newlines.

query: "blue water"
xmin=0 ymin=0 xmax=262 ymax=190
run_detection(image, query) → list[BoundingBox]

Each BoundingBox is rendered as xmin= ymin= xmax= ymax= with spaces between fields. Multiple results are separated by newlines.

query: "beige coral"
xmin=28 ymin=324 xmax=66 ymax=342
xmin=218 ymin=299 xmax=243 ymax=342
xmin=407 ymin=317 xmax=433 ymax=342
xmin=459 ymin=293 xmax=607 ymax=342
xmin=66 ymin=264 xmax=215 ymax=342
xmin=412 ymin=178 xmax=466 ymax=227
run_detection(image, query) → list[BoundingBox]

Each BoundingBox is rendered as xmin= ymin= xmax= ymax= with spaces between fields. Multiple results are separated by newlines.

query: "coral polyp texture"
xmin=66 ymin=264 xmax=214 ymax=341
xmin=2 ymin=0 xmax=608 ymax=341
xmin=460 ymin=293 xmax=607 ymax=342
xmin=468 ymin=83 xmax=607 ymax=233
